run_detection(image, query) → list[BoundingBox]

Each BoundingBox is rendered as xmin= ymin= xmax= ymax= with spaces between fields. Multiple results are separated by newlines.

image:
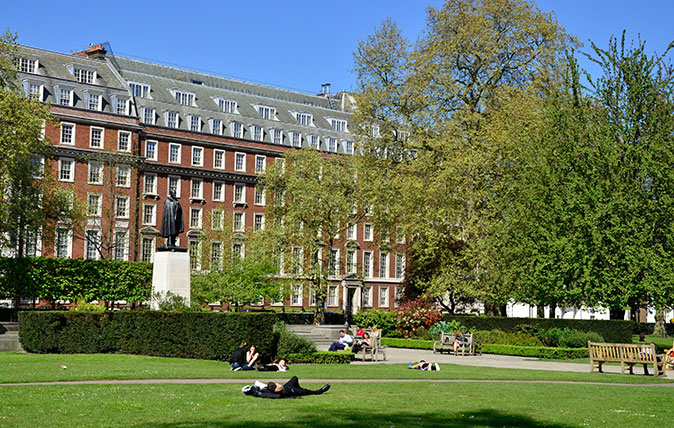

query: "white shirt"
xmin=339 ymin=334 xmax=353 ymax=344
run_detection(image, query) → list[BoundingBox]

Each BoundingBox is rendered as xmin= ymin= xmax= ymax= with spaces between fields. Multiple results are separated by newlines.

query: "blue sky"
xmin=2 ymin=0 xmax=672 ymax=94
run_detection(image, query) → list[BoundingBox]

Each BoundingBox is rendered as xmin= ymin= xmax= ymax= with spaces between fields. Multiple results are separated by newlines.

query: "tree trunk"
xmin=653 ymin=308 xmax=667 ymax=338
xmin=536 ymin=305 xmax=545 ymax=318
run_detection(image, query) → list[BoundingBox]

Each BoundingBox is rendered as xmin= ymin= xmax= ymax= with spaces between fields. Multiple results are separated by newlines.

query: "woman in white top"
xmin=246 ymin=345 xmax=260 ymax=367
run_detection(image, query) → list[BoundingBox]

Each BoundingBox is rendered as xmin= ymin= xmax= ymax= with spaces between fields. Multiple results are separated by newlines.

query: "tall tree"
xmin=352 ymin=0 xmax=575 ymax=312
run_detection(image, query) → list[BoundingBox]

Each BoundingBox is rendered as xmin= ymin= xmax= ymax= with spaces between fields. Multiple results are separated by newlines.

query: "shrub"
xmin=472 ymin=330 xmax=542 ymax=347
xmin=559 ymin=330 xmax=604 ymax=348
xmin=396 ymin=298 xmax=443 ymax=338
xmin=18 ymin=311 xmax=276 ymax=361
xmin=275 ymin=311 xmax=344 ymax=325
xmin=352 ymin=309 xmax=398 ymax=336
xmin=274 ymin=324 xmax=316 ymax=357
xmin=70 ymin=302 xmax=106 ymax=312
xmin=285 ymin=351 xmax=352 ymax=364
xmin=381 ymin=338 xmax=434 ymax=350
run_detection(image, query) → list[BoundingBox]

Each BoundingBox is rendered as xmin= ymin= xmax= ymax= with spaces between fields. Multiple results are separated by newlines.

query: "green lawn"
xmin=632 ymin=334 xmax=673 ymax=352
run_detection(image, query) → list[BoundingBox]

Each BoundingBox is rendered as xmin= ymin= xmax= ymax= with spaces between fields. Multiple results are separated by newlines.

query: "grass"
xmin=1 ymin=381 xmax=673 ymax=427
xmin=1 ymin=353 xmax=672 ymax=385
xmin=632 ymin=334 xmax=673 ymax=352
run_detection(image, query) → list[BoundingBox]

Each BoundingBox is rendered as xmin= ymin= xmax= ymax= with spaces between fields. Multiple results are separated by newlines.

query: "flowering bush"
xmin=396 ymin=298 xmax=442 ymax=338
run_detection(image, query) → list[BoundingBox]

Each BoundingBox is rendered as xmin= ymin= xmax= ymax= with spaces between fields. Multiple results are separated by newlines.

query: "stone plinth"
xmin=152 ymin=251 xmax=190 ymax=309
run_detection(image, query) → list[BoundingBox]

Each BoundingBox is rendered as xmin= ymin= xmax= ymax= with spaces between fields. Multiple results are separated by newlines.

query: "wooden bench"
xmin=433 ymin=332 xmax=475 ymax=356
xmin=588 ymin=341 xmax=666 ymax=377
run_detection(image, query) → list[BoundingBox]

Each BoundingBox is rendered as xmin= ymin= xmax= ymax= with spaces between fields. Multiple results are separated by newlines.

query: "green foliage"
xmin=0 ymin=257 xmax=152 ymax=303
xmin=472 ymin=330 xmax=542 ymax=347
xmin=152 ymin=291 xmax=191 ymax=312
xmin=18 ymin=311 xmax=276 ymax=361
xmin=352 ymin=309 xmax=398 ymax=336
xmin=285 ymin=351 xmax=353 ymax=364
xmin=481 ymin=344 xmax=588 ymax=360
xmin=442 ymin=315 xmax=632 ymax=343
xmin=395 ymin=298 xmax=443 ymax=338
xmin=70 ymin=302 xmax=106 ymax=312
xmin=381 ymin=338 xmax=434 ymax=350
xmin=274 ymin=325 xmax=317 ymax=357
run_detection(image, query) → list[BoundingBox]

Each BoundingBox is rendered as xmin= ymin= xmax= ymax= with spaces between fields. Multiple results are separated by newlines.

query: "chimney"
xmin=73 ymin=43 xmax=107 ymax=60
xmin=318 ymin=83 xmax=331 ymax=97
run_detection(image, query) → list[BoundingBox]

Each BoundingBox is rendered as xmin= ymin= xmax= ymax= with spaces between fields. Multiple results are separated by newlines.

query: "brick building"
xmin=13 ymin=43 xmax=406 ymax=313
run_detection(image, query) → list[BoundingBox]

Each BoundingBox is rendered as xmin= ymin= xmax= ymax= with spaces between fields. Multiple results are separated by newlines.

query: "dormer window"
xmin=172 ymin=89 xmax=195 ymax=106
xmin=18 ymin=57 xmax=37 ymax=74
xmin=73 ymin=67 xmax=95 ymax=84
xmin=289 ymin=131 xmax=301 ymax=148
xmin=256 ymin=105 xmax=276 ymax=120
xmin=326 ymin=137 xmax=337 ymax=153
xmin=129 ymin=81 xmax=150 ymax=98
xmin=250 ymin=125 xmax=264 ymax=142
xmin=215 ymin=98 xmax=238 ymax=114
xmin=270 ymin=128 xmax=283 ymax=145
xmin=22 ymin=80 xmax=43 ymax=101
xmin=54 ymin=85 xmax=73 ymax=107
xmin=189 ymin=115 xmax=201 ymax=132
xmin=209 ymin=118 xmax=223 ymax=135
xmin=344 ymin=140 xmax=354 ymax=155
xmin=111 ymin=95 xmax=129 ymax=115
xmin=165 ymin=111 xmax=179 ymax=128
xmin=329 ymin=118 xmax=347 ymax=132
xmin=231 ymin=122 xmax=243 ymax=139
xmin=141 ymin=107 xmax=155 ymax=125
xmin=308 ymin=135 xmax=320 ymax=150
xmin=294 ymin=112 xmax=313 ymax=126
xmin=83 ymin=90 xmax=102 ymax=111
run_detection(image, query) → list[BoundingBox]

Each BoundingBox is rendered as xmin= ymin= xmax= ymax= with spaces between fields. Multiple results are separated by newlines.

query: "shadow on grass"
xmin=133 ymin=408 xmax=577 ymax=428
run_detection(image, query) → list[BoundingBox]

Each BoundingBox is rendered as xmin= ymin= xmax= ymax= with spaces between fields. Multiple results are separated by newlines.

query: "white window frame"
xmin=254 ymin=213 xmax=265 ymax=231
xmin=58 ymin=157 xmax=75 ymax=182
xmin=210 ymin=118 xmax=223 ymax=135
xmin=55 ymin=85 xmax=73 ymax=107
xmin=88 ymin=161 xmax=103 ymax=185
xmin=234 ymin=152 xmax=246 ymax=172
xmin=233 ymin=183 xmax=246 ymax=204
xmin=378 ymin=286 xmax=389 ymax=308
xmin=113 ymin=229 xmax=129 ymax=261
xmin=190 ymin=178 xmax=203 ymax=200
xmin=142 ymin=203 xmax=156 ymax=226
xmin=213 ymin=149 xmax=225 ymax=169
xmin=346 ymin=249 xmax=356 ymax=275
xmin=118 ymin=130 xmax=131 ymax=152
xmin=363 ymin=251 xmax=373 ymax=278
xmin=172 ymin=89 xmax=195 ymax=106
xmin=169 ymin=143 xmax=181 ymax=164
xmin=192 ymin=146 xmax=204 ymax=167
xmin=212 ymin=181 xmax=225 ymax=202
xmin=87 ymin=193 xmax=102 ymax=217
xmin=85 ymin=228 xmax=101 ymax=260
xmin=362 ymin=286 xmax=373 ymax=307
xmin=113 ymin=96 xmax=129 ymax=115
xmin=328 ymin=285 xmax=338 ymax=307
xmin=55 ymin=228 xmax=72 ymax=259
xmin=250 ymin=125 xmax=263 ymax=142
xmin=129 ymin=81 xmax=151 ymax=98
xmin=83 ymin=90 xmax=102 ymax=111
xmin=145 ymin=140 xmax=158 ymax=161
xmin=116 ymin=164 xmax=131 ymax=188
xmin=188 ymin=115 xmax=201 ymax=132
xmin=233 ymin=211 xmax=245 ymax=232
xmin=326 ymin=137 xmax=337 ymax=153
xmin=291 ymin=284 xmax=303 ymax=306
xmin=190 ymin=207 xmax=203 ymax=229
xmin=255 ymin=155 xmax=266 ymax=174
xmin=254 ymin=185 xmax=265 ymax=206
xmin=308 ymin=135 xmax=320 ymax=150
xmin=346 ymin=223 xmax=356 ymax=240
xmin=289 ymin=131 xmax=301 ymax=148
xmin=364 ymin=223 xmax=373 ymax=241
xmin=214 ymin=97 xmax=237 ymax=113
xmin=294 ymin=112 xmax=313 ymax=126
xmin=60 ymin=122 xmax=75 ymax=145
xmin=211 ymin=209 xmax=224 ymax=231
xmin=256 ymin=105 xmax=276 ymax=120
xmin=140 ymin=236 xmax=156 ymax=263
xmin=396 ymin=253 xmax=405 ymax=279
xmin=115 ymin=196 xmax=130 ymax=219
xmin=329 ymin=118 xmax=348 ymax=132
xmin=89 ymin=126 xmax=104 ymax=149
xmin=271 ymin=128 xmax=283 ymax=145
xmin=344 ymin=140 xmax=354 ymax=155
xmin=143 ymin=173 xmax=157 ymax=195
xmin=231 ymin=122 xmax=243 ymax=138
xmin=168 ymin=175 xmax=181 ymax=197
xmin=379 ymin=251 xmax=389 ymax=278
xmin=142 ymin=107 xmax=155 ymax=125
xmin=329 ymin=248 xmax=339 ymax=277
xmin=165 ymin=111 xmax=179 ymax=129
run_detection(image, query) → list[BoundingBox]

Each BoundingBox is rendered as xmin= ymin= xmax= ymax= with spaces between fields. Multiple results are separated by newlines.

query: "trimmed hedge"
xmin=18 ymin=311 xmax=276 ymax=361
xmin=443 ymin=315 xmax=632 ymax=343
xmin=381 ymin=338 xmax=588 ymax=359
xmin=275 ymin=312 xmax=344 ymax=325
xmin=634 ymin=322 xmax=674 ymax=336
xmin=285 ymin=351 xmax=353 ymax=364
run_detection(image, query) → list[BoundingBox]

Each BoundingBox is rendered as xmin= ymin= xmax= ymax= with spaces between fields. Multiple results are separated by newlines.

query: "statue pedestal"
xmin=152 ymin=250 xmax=191 ymax=309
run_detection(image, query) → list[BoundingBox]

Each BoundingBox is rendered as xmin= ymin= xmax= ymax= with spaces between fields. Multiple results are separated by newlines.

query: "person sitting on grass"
xmin=408 ymin=360 xmax=440 ymax=371
xmin=328 ymin=329 xmax=353 ymax=352
xmin=246 ymin=345 xmax=260 ymax=369
xmin=350 ymin=332 xmax=372 ymax=354
xmin=230 ymin=342 xmax=248 ymax=371
xmin=242 ymin=376 xmax=330 ymax=399
xmin=257 ymin=358 xmax=289 ymax=372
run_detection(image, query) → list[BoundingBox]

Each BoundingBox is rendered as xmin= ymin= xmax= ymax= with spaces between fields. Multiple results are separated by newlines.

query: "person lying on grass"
xmin=242 ymin=376 xmax=330 ymax=399
xmin=408 ymin=360 xmax=440 ymax=371
xmin=256 ymin=358 xmax=289 ymax=372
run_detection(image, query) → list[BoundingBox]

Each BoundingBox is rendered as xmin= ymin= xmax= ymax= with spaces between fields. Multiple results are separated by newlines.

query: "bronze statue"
xmin=161 ymin=190 xmax=184 ymax=248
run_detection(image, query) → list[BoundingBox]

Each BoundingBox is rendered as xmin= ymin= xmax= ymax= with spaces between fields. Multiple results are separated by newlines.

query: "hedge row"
xmin=633 ymin=322 xmax=674 ymax=336
xmin=275 ymin=312 xmax=345 ymax=325
xmin=381 ymin=338 xmax=434 ymax=350
xmin=285 ymin=351 xmax=353 ymax=364
xmin=18 ymin=311 xmax=276 ymax=361
xmin=0 ymin=257 xmax=152 ymax=303
xmin=443 ymin=315 xmax=632 ymax=343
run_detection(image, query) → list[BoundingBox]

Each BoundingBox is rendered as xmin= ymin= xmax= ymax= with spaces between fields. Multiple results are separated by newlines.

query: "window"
xmin=116 ymin=164 xmax=131 ymax=187
xmin=117 ymin=130 xmax=130 ymax=152
xmin=346 ymin=223 xmax=356 ymax=240
xmin=168 ymin=176 xmax=181 ymax=197
xmin=114 ymin=97 xmax=128 ymax=115
xmin=56 ymin=86 xmax=72 ymax=106
xmin=363 ymin=251 xmax=373 ymax=278
xmin=328 ymin=285 xmax=338 ymax=307
xmin=192 ymin=146 xmax=203 ymax=166
xmin=89 ymin=127 xmax=103 ymax=149
xmin=309 ymin=290 xmax=317 ymax=307
xmin=169 ymin=143 xmax=181 ymax=163
xmin=142 ymin=107 xmax=155 ymax=124
xmin=55 ymin=228 xmax=71 ymax=259
xmin=85 ymin=229 xmax=100 ymax=260
xmin=191 ymin=178 xmax=203 ymax=199
xmin=73 ymin=68 xmax=95 ymax=84
xmin=346 ymin=249 xmax=356 ymax=274
xmin=190 ymin=207 xmax=202 ymax=229
xmin=212 ymin=181 xmax=224 ymax=201
xmin=166 ymin=111 xmax=179 ymax=128
xmin=211 ymin=209 xmax=224 ymax=230
xmin=329 ymin=249 xmax=339 ymax=276
xmin=291 ymin=246 xmax=303 ymax=275
xmin=143 ymin=203 xmax=156 ymax=225
xmin=330 ymin=118 xmax=347 ymax=132
xmin=234 ymin=183 xmax=246 ymax=203
xmin=379 ymin=286 xmax=389 ymax=308
xmin=255 ymin=155 xmax=266 ymax=173
xmin=32 ymin=155 xmax=44 ymax=179
xmin=60 ymin=123 xmax=75 ymax=145
xmin=173 ymin=90 xmax=194 ymax=106
xmin=218 ymin=98 xmax=237 ymax=113
xmin=213 ymin=149 xmax=225 ymax=169
xmin=129 ymin=81 xmax=150 ymax=98
xmin=189 ymin=115 xmax=201 ymax=132
xmin=235 ymin=152 xmax=246 ymax=171
xmin=295 ymin=112 xmax=312 ymax=126
xmin=231 ymin=122 xmax=243 ymax=138
xmin=23 ymin=81 xmax=42 ymax=100
xmin=257 ymin=105 xmax=276 ymax=120
xmin=396 ymin=253 xmax=405 ymax=279
xmin=379 ymin=252 xmax=389 ymax=278
xmin=145 ymin=140 xmax=157 ymax=160
xmin=395 ymin=286 xmax=404 ymax=307
xmin=251 ymin=125 xmax=263 ymax=141
xmin=289 ymin=131 xmax=301 ymax=148
xmin=19 ymin=57 xmax=36 ymax=73
xmin=143 ymin=173 xmax=157 ymax=194
xmin=233 ymin=212 xmax=244 ymax=232
xmin=291 ymin=284 xmax=303 ymax=306
xmin=254 ymin=185 xmax=265 ymax=205
xmin=396 ymin=227 xmax=406 ymax=244
xmin=88 ymin=161 xmax=103 ymax=184
xmin=87 ymin=193 xmax=102 ymax=217
xmin=271 ymin=128 xmax=282 ymax=145
xmin=113 ymin=230 xmax=128 ymax=261
xmin=58 ymin=158 xmax=74 ymax=182
xmin=86 ymin=92 xmax=101 ymax=111
xmin=232 ymin=242 xmax=244 ymax=261
xmin=364 ymin=223 xmax=373 ymax=241
xmin=344 ymin=140 xmax=354 ymax=155
xmin=308 ymin=135 xmax=319 ymax=150
xmin=210 ymin=118 xmax=223 ymax=135
xmin=115 ymin=196 xmax=129 ymax=218
xmin=362 ymin=286 xmax=372 ymax=307
xmin=254 ymin=213 xmax=265 ymax=231
xmin=211 ymin=242 xmax=223 ymax=270
xmin=326 ymin=137 xmax=337 ymax=153
xmin=141 ymin=236 xmax=155 ymax=262
xmin=189 ymin=240 xmax=201 ymax=270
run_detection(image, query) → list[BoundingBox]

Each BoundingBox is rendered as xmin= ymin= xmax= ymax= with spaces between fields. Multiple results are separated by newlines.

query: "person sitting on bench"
xmin=328 ymin=330 xmax=353 ymax=351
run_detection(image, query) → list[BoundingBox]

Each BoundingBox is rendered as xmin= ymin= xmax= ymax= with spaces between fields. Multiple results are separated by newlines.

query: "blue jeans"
xmin=328 ymin=342 xmax=348 ymax=352
xmin=232 ymin=362 xmax=252 ymax=370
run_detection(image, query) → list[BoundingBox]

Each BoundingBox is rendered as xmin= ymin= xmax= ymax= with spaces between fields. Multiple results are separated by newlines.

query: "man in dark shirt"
xmin=242 ymin=376 xmax=330 ymax=399
xmin=229 ymin=342 xmax=248 ymax=371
